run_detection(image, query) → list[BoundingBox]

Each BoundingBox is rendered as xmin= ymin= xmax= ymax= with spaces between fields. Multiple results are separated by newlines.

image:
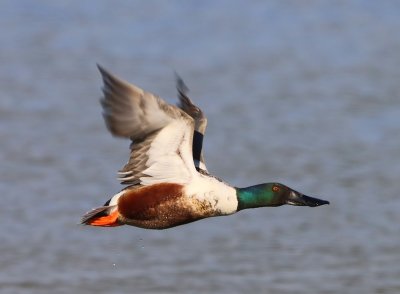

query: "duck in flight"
xmin=81 ymin=65 xmax=329 ymax=229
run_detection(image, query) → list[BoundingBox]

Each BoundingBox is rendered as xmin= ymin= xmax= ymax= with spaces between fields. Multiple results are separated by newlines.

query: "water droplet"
xmin=138 ymin=237 xmax=145 ymax=249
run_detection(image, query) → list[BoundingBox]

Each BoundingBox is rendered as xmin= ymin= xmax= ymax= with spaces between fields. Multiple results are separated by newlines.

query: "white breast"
xmin=184 ymin=175 xmax=238 ymax=215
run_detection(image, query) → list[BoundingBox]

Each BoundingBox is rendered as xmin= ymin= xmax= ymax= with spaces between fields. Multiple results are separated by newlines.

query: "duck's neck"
xmin=236 ymin=184 xmax=278 ymax=210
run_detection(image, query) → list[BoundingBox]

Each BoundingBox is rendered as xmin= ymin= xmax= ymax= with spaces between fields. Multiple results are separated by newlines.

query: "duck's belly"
xmin=117 ymin=183 xmax=217 ymax=229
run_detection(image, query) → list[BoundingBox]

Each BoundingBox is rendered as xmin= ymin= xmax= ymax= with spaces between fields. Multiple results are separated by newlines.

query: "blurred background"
xmin=1 ymin=1 xmax=400 ymax=293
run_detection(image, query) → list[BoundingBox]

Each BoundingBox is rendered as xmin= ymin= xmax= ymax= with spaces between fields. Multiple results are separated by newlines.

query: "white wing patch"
xmin=140 ymin=120 xmax=196 ymax=185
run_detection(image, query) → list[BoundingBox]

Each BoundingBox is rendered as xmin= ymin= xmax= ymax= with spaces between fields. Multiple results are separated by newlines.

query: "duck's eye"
xmin=272 ymin=185 xmax=280 ymax=192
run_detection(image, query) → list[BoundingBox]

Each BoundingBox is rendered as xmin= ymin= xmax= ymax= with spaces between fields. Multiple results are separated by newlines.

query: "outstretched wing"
xmin=98 ymin=65 xmax=197 ymax=186
xmin=176 ymin=73 xmax=208 ymax=171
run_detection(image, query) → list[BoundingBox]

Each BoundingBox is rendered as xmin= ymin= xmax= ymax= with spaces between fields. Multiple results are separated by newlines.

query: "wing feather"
xmin=176 ymin=73 xmax=208 ymax=171
xmin=97 ymin=65 xmax=197 ymax=185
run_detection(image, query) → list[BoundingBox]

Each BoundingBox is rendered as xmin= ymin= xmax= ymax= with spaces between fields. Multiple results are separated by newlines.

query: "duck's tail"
xmin=81 ymin=205 xmax=121 ymax=227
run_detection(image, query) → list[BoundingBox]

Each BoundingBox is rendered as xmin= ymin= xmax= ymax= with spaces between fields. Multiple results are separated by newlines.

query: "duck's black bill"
xmin=287 ymin=191 xmax=329 ymax=207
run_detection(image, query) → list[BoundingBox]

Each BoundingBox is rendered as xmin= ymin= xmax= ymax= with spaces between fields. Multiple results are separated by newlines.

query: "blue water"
xmin=1 ymin=1 xmax=400 ymax=293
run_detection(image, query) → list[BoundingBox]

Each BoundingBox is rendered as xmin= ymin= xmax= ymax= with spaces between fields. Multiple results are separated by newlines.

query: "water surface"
xmin=1 ymin=1 xmax=400 ymax=293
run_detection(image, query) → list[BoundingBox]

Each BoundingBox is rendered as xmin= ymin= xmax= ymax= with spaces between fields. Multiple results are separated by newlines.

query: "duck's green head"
xmin=236 ymin=183 xmax=329 ymax=210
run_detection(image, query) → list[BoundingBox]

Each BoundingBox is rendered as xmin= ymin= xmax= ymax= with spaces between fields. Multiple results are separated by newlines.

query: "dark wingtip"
xmin=175 ymin=71 xmax=189 ymax=94
xmin=96 ymin=63 xmax=107 ymax=77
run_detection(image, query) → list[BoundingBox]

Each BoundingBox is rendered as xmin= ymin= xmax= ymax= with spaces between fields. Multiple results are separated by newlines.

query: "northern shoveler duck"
xmin=81 ymin=65 xmax=329 ymax=230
